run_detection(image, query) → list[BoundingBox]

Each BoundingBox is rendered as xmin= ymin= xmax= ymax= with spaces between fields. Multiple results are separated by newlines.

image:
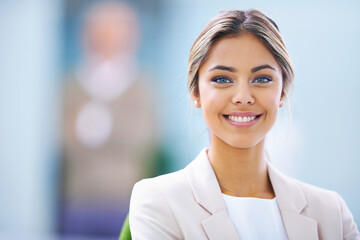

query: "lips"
xmin=223 ymin=112 xmax=262 ymax=127
xmin=226 ymin=115 xmax=259 ymax=123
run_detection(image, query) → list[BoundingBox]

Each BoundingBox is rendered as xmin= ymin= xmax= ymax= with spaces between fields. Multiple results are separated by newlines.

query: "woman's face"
xmin=196 ymin=34 xmax=283 ymax=149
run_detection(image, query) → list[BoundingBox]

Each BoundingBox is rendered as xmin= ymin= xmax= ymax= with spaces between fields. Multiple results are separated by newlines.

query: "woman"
xmin=129 ymin=9 xmax=359 ymax=240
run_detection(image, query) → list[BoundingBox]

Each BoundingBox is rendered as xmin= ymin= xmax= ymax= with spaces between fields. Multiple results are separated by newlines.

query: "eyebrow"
xmin=209 ymin=65 xmax=237 ymax=72
xmin=251 ymin=64 xmax=276 ymax=73
xmin=209 ymin=64 xmax=276 ymax=73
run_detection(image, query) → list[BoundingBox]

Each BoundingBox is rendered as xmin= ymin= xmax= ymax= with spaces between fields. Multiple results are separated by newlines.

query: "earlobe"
xmin=279 ymin=93 xmax=285 ymax=108
xmin=192 ymin=91 xmax=201 ymax=108
xmin=194 ymin=99 xmax=201 ymax=108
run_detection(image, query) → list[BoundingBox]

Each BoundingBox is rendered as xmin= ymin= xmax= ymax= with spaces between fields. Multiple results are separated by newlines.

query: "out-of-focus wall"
xmin=0 ymin=0 xmax=61 ymax=237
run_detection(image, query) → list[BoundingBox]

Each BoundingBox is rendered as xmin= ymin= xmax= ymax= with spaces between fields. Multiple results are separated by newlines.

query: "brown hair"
xmin=188 ymin=9 xmax=294 ymax=98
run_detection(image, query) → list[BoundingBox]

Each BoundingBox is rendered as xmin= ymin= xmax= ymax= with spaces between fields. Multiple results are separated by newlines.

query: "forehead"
xmin=201 ymin=34 xmax=280 ymax=72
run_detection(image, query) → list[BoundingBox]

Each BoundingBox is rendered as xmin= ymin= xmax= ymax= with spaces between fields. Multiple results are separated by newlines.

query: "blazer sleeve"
xmin=129 ymin=179 xmax=183 ymax=240
xmin=336 ymin=193 xmax=360 ymax=240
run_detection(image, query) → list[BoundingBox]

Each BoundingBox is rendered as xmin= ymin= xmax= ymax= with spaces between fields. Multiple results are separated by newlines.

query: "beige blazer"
xmin=129 ymin=149 xmax=359 ymax=240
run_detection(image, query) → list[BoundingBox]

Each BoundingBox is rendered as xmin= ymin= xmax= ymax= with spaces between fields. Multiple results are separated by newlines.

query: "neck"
xmin=208 ymin=135 xmax=274 ymax=199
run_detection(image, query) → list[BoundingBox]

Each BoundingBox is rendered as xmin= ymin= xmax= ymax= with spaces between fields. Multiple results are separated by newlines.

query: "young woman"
xmin=129 ymin=9 xmax=359 ymax=240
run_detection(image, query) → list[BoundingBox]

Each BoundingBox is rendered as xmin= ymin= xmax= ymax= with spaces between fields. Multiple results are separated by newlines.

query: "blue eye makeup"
xmin=253 ymin=76 xmax=272 ymax=84
xmin=211 ymin=76 xmax=232 ymax=84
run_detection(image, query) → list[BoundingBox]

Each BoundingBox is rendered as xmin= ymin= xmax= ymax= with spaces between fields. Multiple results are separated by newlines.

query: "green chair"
xmin=119 ymin=214 xmax=132 ymax=240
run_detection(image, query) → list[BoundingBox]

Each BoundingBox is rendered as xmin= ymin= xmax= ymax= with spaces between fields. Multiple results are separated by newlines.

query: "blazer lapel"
xmin=202 ymin=209 xmax=239 ymax=240
xmin=268 ymin=163 xmax=318 ymax=240
xmin=184 ymin=149 xmax=239 ymax=240
xmin=184 ymin=149 xmax=319 ymax=240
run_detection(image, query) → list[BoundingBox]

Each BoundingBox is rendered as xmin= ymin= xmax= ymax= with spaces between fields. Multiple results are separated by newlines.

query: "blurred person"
xmin=61 ymin=1 xmax=160 ymax=237
xmin=129 ymin=9 xmax=360 ymax=239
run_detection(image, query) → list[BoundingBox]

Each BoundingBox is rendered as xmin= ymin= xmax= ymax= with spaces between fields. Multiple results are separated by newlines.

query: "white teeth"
xmin=228 ymin=115 xmax=256 ymax=123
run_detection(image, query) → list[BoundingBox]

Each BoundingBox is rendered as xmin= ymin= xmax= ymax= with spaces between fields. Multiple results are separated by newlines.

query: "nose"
xmin=232 ymin=82 xmax=255 ymax=105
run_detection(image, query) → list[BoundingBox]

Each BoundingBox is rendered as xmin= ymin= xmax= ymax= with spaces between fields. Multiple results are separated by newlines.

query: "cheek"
xmin=259 ymin=90 xmax=282 ymax=119
xmin=267 ymin=97 xmax=281 ymax=111
xmin=200 ymin=91 xmax=220 ymax=119
xmin=198 ymin=85 xmax=229 ymax=125
xmin=262 ymin=86 xmax=283 ymax=106
xmin=199 ymin=87 xmax=228 ymax=112
xmin=198 ymin=81 xmax=212 ymax=107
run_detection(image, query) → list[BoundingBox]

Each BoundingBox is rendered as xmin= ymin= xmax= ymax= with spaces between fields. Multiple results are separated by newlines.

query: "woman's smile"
xmin=196 ymin=33 xmax=283 ymax=149
xmin=223 ymin=112 xmax=263 ymax=127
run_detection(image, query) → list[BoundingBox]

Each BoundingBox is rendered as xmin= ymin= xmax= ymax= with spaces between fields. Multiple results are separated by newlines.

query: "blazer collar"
xmin=267 ymin=163 xmax=319 ymax=240
xmin=185 ymin=148 xmax=319 ymax=240
xmin=267 ymin=163 xmax=307 ymax=213
xmin=184 ymin=148 xmax=240 ymax=240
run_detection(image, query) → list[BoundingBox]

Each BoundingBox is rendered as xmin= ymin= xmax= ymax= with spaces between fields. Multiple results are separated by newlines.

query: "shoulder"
xmin=295 ymin=179 xmax=359 ymax=238
xmin=272 ymin=168 xmax=359 ymax=239
xmin=275 ymin=167 xmax=346 ymax=213
xmin=292 ymin=177 xmax=339 ymax=206
xmin=131 ymin=169 xmax=191 ymax=205
xmin=129 ymin=170 xmax=190 ymax=239
xmin=269 ymin=163 xmax=342 ymax=209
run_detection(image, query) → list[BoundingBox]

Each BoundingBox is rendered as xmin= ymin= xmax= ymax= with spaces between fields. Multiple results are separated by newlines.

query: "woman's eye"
xmin=211 ymin=77 xmax=231 ymax=84
xmin=253 ymin=76 xmax=272 ymax=84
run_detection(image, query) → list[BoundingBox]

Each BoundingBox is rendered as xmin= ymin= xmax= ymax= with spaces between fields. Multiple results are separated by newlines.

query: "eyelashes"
xmin=211 ymin=76 xmax=232 ymax=84
xmin=210 ymin=76 xmax=273 ymax=85
xmin=252 ymin=76 xmax=272 ymax=84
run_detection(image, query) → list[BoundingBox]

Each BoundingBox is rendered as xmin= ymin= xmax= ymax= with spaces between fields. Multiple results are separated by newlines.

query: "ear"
xmin=279 ymin=94 xmax=284 ymax=108
xmin=191 ymin=93 xmax=201 ymax=108
xmin=193 ymin=98 xmax=201 ymax=108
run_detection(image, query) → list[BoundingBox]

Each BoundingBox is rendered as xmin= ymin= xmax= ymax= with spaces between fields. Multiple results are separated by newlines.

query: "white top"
xmin=222 ymin=194 xmax=288 ymax=240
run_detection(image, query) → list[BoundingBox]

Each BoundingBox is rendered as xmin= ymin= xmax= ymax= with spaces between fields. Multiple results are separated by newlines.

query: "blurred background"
xmin=0 ymin=0 xmax=359 ymax=239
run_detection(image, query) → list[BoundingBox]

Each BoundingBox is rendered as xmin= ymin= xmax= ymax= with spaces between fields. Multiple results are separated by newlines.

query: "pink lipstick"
xmin=223 ymin=112 xmax=262 ymax=127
